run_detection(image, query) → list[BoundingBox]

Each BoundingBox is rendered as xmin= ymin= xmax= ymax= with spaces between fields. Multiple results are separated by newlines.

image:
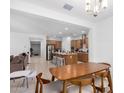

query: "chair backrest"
xmin=35 ymin=73 xmax=42 ymax=93
xmin=99 ymin=62 xmax=111 ymax=67
xmin=96 ymin=62 xmax=111 ymax=77
xmin=35 ymin=73 xmax=51 ymax=93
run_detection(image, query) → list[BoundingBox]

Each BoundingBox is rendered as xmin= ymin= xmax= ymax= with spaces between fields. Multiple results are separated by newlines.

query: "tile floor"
xmin=10 ymin=56 xmax=109 ymax=93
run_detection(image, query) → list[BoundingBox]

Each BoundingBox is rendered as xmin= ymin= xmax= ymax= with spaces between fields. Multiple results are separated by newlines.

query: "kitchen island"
xmin=52 ymin=52 xmax=78 ymax=65
xmin=77 ymin=52 xmax=88 ymax=63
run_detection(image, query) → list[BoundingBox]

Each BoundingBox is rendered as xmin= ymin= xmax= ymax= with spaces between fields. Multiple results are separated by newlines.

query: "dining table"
xmin=49 ymin=62 xmax=112 ymax=93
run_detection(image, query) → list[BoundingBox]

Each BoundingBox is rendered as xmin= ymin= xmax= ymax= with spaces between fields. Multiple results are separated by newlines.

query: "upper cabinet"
xmin=82 ymin=34 xmax=88 ymax=49
xmin=55 ymin=41 xmax=61 ymax=49
xmin=71 ymin=39 xmax=82 ymax=49
xmin=47 ymin=40 xmax=62 ymax=49
xmin=71 ymin=34 xmax=88 ymax=49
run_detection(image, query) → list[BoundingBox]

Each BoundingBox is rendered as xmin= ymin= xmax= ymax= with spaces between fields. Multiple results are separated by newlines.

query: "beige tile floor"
xmin=10 ymin=56 xmax=110 ymax=93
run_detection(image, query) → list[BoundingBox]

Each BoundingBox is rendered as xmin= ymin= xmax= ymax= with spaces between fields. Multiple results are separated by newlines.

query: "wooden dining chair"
xmin=69 ymin=75 xmax=96 ymax=93
xmin=35 ymin=73 xmax=50 ymax=93
xmin=95 ymin=63 xmax=113 ymax=93
xmin=35 ymin=73 xmax=63 ymax=93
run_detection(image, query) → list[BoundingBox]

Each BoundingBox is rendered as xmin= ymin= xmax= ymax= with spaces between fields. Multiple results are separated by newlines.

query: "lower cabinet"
xmin=78 ymin=53 xmax=88 ymax=63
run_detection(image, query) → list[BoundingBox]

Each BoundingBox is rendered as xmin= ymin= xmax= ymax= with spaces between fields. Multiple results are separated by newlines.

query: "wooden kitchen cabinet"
xmin=71 ymin=40 xmax=76 ymax=47
xmin=71 ymin=39 xmax=82 ymax=49
xmin=77 ymin=52 xmax=88 ymax=63
xmin=47 ymin=40 xmax=56 ymax=44
xmin=55 ymin=41 xmax=61 ymax=49
xmin=76 ymin=39 xmax=82 ymax=48
xmin=47 ymin=40 xmax=61 ymax=49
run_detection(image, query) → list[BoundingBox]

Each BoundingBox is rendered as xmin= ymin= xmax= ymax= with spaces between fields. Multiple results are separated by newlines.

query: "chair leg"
xmin=21 ymin=78 xmax=25 ymax=87
xmin=101 ymin=76 xmax=104 ymax=93
xmin=96 ymin=90 xmax=99 ymax=93
xmin=107 ymin=70 xmax=113 ymax=93
xmin=35 ymin=79 xmax=39 ymax=93
xmin=92 ymin=78 xmax=96 ymax=93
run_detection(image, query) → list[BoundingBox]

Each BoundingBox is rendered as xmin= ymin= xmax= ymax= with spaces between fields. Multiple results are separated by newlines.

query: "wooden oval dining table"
xmin=49 ymin=62 xmax=112 ymax=93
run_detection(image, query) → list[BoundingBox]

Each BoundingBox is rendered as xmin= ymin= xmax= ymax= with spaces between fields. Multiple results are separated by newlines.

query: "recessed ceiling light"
xmin=59 ymin=32 xmax=62 ymax=34
xmin=65 ymin=27 xmax=69 ymax=30
xmin=67 ymin=36 xmax=71 ymax=40
xmin=81 ymin=31 xmax=85 ymax=34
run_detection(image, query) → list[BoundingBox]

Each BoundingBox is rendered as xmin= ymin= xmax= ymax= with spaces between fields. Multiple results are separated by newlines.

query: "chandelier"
xmin=85 ymin=0 xmax=108 ymax=17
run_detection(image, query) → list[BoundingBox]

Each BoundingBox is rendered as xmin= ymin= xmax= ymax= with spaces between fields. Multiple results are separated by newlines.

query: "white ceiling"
xmin=11 ymin=9 xmax=89 ymax=38
xmin=10 ymin=0 xmax=113 ymax=38
xmin=11 ymin=0 xmax=113 ymax=22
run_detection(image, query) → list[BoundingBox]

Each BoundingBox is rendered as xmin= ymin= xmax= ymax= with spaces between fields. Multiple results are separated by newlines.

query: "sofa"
xmin=10 ymin=53 xmax=28 ymax=73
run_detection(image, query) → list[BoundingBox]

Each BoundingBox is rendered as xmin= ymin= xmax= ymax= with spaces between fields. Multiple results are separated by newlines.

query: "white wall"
xmin=93 ymin=17 xmax=113 ymax=66
xmin=10 ymin=32 xmax=46 ymax=59
xmin=10 ymin=32 xmax=30 ymax=55
xmin=62 ymin=37 xmax=71 ymax=51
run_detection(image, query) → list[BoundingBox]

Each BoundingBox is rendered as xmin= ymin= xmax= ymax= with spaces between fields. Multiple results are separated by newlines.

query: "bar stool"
xmin=56 ymin=57 xmax=65 ymax=67
xmin=51 ymin=56 xmax=57 ymax=65
xmin=95 ymin=63 xmax=113 ymax=93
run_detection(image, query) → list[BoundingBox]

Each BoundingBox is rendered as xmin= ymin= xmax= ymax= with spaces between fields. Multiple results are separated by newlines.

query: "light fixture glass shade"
xmin=85 ymin=0 xmax=91 ymax=12
xmin=101 ymin=0 xmax=108 ymax=9
xmin=94 ymin=5 xmax=99 ymax=13
xmin=85 ymin=0 xmax=108 ymax=16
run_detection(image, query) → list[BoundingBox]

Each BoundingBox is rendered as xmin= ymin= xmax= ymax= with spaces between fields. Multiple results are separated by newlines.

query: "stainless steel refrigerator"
xmin=46 ymin=44 xmax=55 ymax=60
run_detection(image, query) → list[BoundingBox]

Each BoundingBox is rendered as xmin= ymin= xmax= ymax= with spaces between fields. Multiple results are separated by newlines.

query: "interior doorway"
xmin=30 ymin=41 xmax=41 ymax=56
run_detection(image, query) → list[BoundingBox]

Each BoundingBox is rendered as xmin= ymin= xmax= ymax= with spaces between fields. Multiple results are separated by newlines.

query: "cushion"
xmin=42 ymin=80 xmax=94 ymax=93
xmin=43 ymin=80 xmax=63 ymax=93
xmin=10 ymin=55 xmax=14 ymax=62
xmin=67 ymin=85 xmax=93 ymax=93
xmin=95 ymin=77 xmax=109 ymax=88
xmin=11 ymin=56 xmax=21 ymax=64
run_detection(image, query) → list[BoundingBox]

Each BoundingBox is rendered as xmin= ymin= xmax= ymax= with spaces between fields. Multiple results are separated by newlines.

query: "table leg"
xmin=63 ymin=80 xmax=67 ymax=93
xmin=79 ymin=83 xmax=82 ymax=93
xmin=21 ymin=78 xmax=25 ymax=87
